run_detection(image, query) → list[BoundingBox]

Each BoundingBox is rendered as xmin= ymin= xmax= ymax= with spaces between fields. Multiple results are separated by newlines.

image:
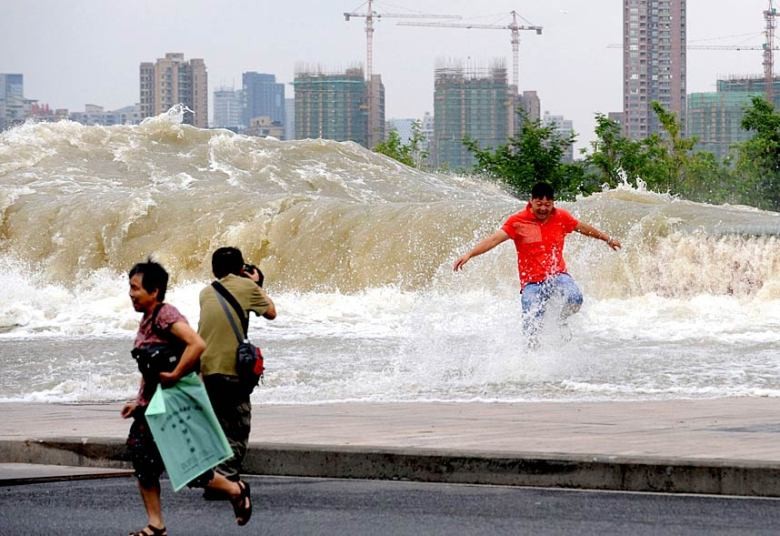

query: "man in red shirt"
xmin=453 ymin=182 xmax=621 ymax=341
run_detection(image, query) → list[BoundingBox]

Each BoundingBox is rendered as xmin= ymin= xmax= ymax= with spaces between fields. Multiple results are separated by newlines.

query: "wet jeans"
xmin=521 ymin=273 xmax=583 ymax=336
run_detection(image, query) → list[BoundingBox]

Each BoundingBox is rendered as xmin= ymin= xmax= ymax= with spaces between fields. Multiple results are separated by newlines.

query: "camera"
xmin=242 ymin=263 xmax=264 ymax=287
xmin=131 ymin=344 xmax=181 ymax=381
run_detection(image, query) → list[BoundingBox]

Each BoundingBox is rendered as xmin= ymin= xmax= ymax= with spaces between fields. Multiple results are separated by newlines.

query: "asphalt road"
xmin=1 ymin=475 xmax=779 ymax=535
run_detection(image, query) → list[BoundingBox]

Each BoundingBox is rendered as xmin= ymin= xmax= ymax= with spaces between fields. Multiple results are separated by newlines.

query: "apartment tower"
xmin=623 ymin=0 xmax=686 ymax=139
xmin=139 ymin=53 xmax=208 ymax=128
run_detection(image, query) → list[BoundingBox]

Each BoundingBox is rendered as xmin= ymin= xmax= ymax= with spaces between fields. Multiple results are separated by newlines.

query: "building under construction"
xmin=293 ymin=66 xmax=385 ymax=148
xmin=687 ymin=75 xmax=780 ymax=160
xmin=432 ymin=63 xmax=514 ymax=170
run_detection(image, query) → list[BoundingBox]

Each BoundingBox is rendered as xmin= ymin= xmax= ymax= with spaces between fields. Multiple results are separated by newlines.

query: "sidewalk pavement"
xmin=2 ymin=398 xmax=780 ymax=497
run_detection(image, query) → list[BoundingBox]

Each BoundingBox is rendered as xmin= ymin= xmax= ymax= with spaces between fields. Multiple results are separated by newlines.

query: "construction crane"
xmin=397 ymin=11 xmax=543 ymax=91
xmin=344 ymin=1 xmax=460 ymax=87
xmin=344 ymin=1 xmax=460 ymax=146
xmin=764 ymin=0 xmax=778 ymax=101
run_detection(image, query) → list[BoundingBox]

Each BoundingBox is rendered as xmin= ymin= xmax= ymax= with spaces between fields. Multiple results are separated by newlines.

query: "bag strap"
xmin=150 ymin=303 xmax=170 ymax=340
xmin=211 ymin=281 xmax=248 ymax=342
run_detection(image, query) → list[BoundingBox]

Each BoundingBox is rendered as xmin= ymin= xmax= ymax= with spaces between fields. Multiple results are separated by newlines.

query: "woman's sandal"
xmin=128 ymin=524 xmax=167 ymax=536
xmin=231 ymin=480 xmax=252 ymax=526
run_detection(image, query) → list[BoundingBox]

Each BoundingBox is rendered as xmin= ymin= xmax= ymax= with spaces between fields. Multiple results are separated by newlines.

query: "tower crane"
xmin=764 ymin=0 xmax=777 ymax=101
xmin=344 ymin=1 xmax=460 ymax=146
xmin=397 ymin=11 xmax=543 ymax=91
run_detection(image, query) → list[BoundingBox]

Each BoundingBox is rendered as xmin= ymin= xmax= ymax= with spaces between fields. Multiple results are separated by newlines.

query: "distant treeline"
xmin=375 ymin=97 xmax=780 ymax=211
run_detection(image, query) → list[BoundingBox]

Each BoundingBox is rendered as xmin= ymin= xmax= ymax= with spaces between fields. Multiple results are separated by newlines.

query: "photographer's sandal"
xmin=231 ymin=480 xmax=252 ymax=526
xmin=128 ymin=524 xmax=167 ymax=536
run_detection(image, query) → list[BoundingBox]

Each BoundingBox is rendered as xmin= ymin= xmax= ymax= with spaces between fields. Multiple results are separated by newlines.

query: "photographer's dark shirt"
xmin=134 ymin=303 xmax=187 ymax=405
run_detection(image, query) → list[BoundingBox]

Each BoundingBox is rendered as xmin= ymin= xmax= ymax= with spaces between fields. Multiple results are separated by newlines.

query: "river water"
xmin=2 ymin=109 xmax=779 ymax=404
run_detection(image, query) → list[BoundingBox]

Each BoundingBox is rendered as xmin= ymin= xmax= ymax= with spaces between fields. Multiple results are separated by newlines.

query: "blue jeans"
xmin=521 ymin=273 xmax=583 ymax=336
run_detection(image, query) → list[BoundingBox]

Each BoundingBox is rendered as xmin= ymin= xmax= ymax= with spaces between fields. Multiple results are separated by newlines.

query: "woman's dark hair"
xmin=212 ymin=247 xmax=244 ymax=279
xmin=128 ymin=259 xmax=169 ymax=302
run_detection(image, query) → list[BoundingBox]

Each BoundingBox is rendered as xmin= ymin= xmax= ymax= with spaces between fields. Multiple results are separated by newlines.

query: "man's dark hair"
xmin=128 ymin=259 xmax=169 ymax=302
xmin=212 ymin=247 xmax=245 ymax=279
xmin=531 ymin=182 xmax=555 ymax=200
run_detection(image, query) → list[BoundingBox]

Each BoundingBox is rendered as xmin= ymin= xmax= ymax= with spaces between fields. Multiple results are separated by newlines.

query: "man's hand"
xmin=606 ymin=237 xmax=622 ymax=250
xmin=453 ymin=254 xmax=471 ymax=271
xmin=120 ymin=401 xmax=137 ymax=419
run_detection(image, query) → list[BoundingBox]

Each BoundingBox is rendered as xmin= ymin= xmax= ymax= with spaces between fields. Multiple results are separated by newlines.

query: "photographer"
xmin=198 ymin=247 xmax=276 ymax=489
xmin=123 ymin=260 xmax=252 ymax=535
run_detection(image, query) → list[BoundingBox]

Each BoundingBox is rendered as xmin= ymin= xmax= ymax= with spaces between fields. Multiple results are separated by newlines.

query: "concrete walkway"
xmin=2 ymin=398 xmax=780 ymax=496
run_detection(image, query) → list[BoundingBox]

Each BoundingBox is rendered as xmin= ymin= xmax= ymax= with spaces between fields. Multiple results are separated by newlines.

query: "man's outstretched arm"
xmin=453 ymin=230 xmax=510 ymax=271
xmin=575 ymin=222 xmax=621 ymax=250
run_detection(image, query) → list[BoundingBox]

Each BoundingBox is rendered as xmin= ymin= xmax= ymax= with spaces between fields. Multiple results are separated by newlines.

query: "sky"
xmin=1 ymin=0 xmax=774 ymax=151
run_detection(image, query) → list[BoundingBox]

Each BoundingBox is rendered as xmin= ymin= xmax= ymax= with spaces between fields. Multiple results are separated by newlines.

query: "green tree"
xmin=586 ymin=114 xmax=650 ymax=188
xmin=373 ymin=120 xmax=428 ymax=168
xmin=735 ymin=96 xmax=780 ymax=209
xmin=586 ymin=104 xmax=735 ymax=203
xmin=464 ymin=116 xmax=588 ymax=199
xmin=649 ymin=101 xmax=697 ymax=192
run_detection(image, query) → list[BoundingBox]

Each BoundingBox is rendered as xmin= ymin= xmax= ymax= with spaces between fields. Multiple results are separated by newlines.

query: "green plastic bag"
xmin=145 ymin=372 xmax=233 ymax=491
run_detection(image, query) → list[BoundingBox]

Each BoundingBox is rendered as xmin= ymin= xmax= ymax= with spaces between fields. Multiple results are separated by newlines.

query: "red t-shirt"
xmin=501 ymin=204 xmax=579 ymax=289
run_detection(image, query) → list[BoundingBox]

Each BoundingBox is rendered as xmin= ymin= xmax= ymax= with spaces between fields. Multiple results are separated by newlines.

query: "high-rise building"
xmin=284 ymin=98 xmax=295 ymax=140
xmin=623 ymin=0 xmax=686 ymax=139
xmin=543 ymin=111 xmax=575 ymax=162
xmin=139 ymin=53 xmax=208 ymax=128
xmin=293 ymin=67 xmax=384 ymax=148
xmin=0 ymin=74 xmax=25 ymax=131
xmin=242 ymin=72 xmax=285 ymax=129
xmin=432 ymin=63 xmax=512 ymax=170
xmin=213 ymin=88 xmax=243 ymax=130
xmin=367 ymin=74 xmax=386 ymax=148
xmin=687 ymin=75 xmax=780 ymax=160
xmin=518 ymin=90 xmax=541 ymax=123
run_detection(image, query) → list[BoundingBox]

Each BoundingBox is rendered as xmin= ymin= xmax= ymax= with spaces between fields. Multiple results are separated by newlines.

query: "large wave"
xmin=2 ymin=112 xmax=779 ymax=298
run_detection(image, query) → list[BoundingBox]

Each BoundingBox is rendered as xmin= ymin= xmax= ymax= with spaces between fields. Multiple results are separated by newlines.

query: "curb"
xmin=3 ymin=438 xmax=780 ymax=497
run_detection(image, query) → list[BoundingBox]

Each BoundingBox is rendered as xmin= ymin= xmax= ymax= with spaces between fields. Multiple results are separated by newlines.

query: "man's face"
xmin=129 ymin=273 xmax=158 ymax=313
xmin=529 ymin=196 xmax=554 ymax=222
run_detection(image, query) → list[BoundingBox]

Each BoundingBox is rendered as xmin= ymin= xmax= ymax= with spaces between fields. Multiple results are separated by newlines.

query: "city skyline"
xmin=1 ymin=0 xmax=774 ymax=150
